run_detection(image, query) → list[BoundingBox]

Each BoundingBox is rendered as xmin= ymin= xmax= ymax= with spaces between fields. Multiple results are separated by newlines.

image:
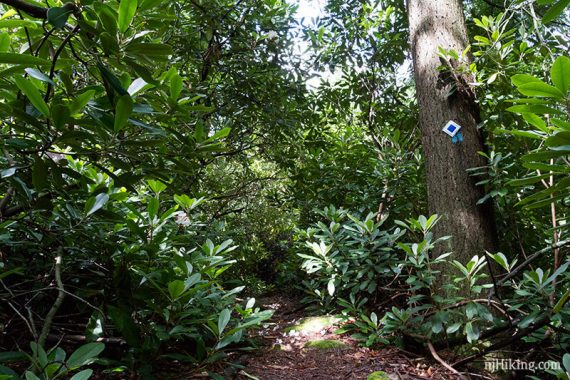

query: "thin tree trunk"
xmin=407 ymin=0 xmax=498 ymax=278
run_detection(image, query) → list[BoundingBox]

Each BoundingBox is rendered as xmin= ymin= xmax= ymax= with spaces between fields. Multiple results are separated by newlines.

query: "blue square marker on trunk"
xmin=443 ymin=121 xmax=463 ymax=144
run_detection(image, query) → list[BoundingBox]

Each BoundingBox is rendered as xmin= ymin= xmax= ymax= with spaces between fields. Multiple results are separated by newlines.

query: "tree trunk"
xmin=407 ymin=0 xmax=498 ymax=272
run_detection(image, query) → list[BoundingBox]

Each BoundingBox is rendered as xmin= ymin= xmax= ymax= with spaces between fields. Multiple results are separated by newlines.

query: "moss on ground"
xmin=284 ymin=316 xmax=340 ymax=333
xmin=304 ymin=339 xmax=348 ymax=349
xmin=367 ymin=371 xmax=390 ymax=380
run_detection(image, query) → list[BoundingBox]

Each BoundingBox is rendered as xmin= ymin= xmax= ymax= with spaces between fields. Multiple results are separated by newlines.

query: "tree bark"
xmin=407 ymin=0 xmax=498 ymax=274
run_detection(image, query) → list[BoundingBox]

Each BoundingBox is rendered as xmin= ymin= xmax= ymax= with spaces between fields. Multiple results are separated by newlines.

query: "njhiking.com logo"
xmin=483 ymin=359 xmax=561 ymax=373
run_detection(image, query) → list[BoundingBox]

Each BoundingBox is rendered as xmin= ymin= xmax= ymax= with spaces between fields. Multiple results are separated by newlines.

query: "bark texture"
xmin=407 ymin=0 xmax=497 ymax=266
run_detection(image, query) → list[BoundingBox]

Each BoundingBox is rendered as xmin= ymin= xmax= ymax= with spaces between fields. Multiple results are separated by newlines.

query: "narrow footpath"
xmin=234 ymin=295 xmax=464 ymax=380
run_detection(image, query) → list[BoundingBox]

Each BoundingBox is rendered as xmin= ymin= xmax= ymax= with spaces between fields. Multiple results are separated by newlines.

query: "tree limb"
xmin=452 ymin=312 xmax=551 ymax=368
xmin=0 ymin=0 xmax=48 ymax=19
xmin=493 ymin=239 xmax=570 ymax=291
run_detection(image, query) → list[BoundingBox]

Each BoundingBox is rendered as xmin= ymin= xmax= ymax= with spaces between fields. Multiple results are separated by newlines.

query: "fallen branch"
xmin=452 ymin=312 xmax=551 ymax=367
xmin=47 ymin=334 xmax=126 ymax=345
xmin=427 ymin=341 xmax=464 ymax=378
xmin=424 ymin=299 xmax=510 ymax=320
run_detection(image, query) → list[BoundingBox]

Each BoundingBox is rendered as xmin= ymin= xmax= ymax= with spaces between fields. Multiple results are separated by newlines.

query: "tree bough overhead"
xmin=407 ymin=0 xmax=498 ymax=269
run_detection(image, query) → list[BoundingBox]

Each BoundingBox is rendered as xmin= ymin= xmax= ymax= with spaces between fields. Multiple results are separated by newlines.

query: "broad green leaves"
xmin=551 ymin=56 xmax=570 ymax=95
xmin=542 ymin=0 xmax=570 ymax=24
xmin=126 ymin=43 xmax=173 ymax=57
xmin=47 ymin=5 xmax=74 ymax=29
xmin=168 ymin=280 xmax=185 ymax=299
xmin=70 ymin=369 xmax=94 ymax=380
xmin=85 ymin=193 xmax=110 ymax=216
xmin=114 ymin=95 xmax=133 ymax=132
xmin=66 ymin=343 xmax=105 ymax=369
xmin=118 ymin=0 xmax=138 ymax=33
xmin=24 ymin=68 xmax=54 ymax=84
xmin=0 ymin=54 xmax=50 ymax=66
xmin=69 ymin=90 xmax=96 ymax=114
xmin=169 ymin=72 xmax=183 ymax=101
xmin=506 ymin=56 xmax=570 ymax=210
xmin=14 ymin=76 xmax=50 ymax=117
xmin=511 ymin=56 xmax=569 ymax=99
xmin=21 ymin=342 xmax=103 ymax=379
xmin=32 ymin=157 xmax=48 ymax=190
xmin=218 ymin=309 xmax=231 ymax=335
xmin=516 ymin=82 xmax=564 ymax=98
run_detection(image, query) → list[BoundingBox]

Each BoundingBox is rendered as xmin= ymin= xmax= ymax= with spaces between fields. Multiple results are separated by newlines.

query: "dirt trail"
xmin=235 ymin=295 xmax=461 ymax=380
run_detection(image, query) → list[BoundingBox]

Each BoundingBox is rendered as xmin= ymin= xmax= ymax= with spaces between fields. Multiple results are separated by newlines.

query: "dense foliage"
xmin=0 ymin=0 xmax=569 ymax=379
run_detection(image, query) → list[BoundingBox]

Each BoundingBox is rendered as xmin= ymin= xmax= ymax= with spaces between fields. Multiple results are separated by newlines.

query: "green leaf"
xmin=69 ymin=90 xmax=96 ymax=114
xmin=118 ymin=0 xmax=138 ymax=33
xmin=218 ymin=309 xmax=232 ymax=335
xmin=546 ymin=131 xmax=570 ymax=147
xmin=127 ymin=78 xmax=148 ymax=96
xmin=446 ymin=322 xmax=461 ymax=334
xmin=147 ymin=179 xmax=167 ymax=194
xmin=0 ymin=33 xmax=10 ymax=52
xmin=507 ymin=173 xmax=552 ymax=187
xmin=168 ymin=280 xmax=185 ymax=299
xmin=14 ymin=76 xmax=50 ymax=117
xmin=465 ymin=322 xmax=479 ymax=343
xmin=517 ymin=82 xmax=565 ymax=98
xmin=85 ymin=193 xmax=110 ymax=216
xmin=542 ymin=0 xmax=570 ymax=24
xmin=506 ymin=104 xmax=563 ymax=115
xmin=170 ymin=73 xmax=183 ymax=100
xmin=205 ymin=127 xmax=231 ymax=142
xmin=521 ymin=150 xmax=568 ymax=162
xmin=98 ymin=63 xmax=128 ymax=95
xmin=174 ymin=194 xmax=204 ymax=210
xmin=51 ymin=103 xmax=70 ymax=130
xmin=0 ymin=20 xmax=39 ymax=29
xmin=0 ymin=167 xmax=15 ymax=178
xmin=100 ymin=32 xmax=119 ymax=55
xmin=66 ymin=343 xmax=104 ymax=369
xmin=0 ymin=350 xmax=26 ymax=362
xmin=0 ymin=53 xmax=50 ymax=67
xmin=148 ymin=197 xmax=159 ymax=218
xmin=511 ymin=74 xmax=541 ymax=87
xmin=551 ymin=56 xmax=570 ymax=94
xmin=25 ymin=372 xmax=41 ymax=380
xmin=522 ymin=113 xmax=548 ymax=132
xmin=32 ymin=156 xmax=48 ymax=190
xmin=126 ymin=43 xmax=173 ymax=56
xmin=466 ymin=303 xmax=477 ymax=319
xmin=70 ymin=369 xmax=93 ymax=380
xmin=497 ymin=128 xmax=544 ymax=139
xmin=552 ymin=118 xmax=570 ymax=130
xmin=24 ymin=68 xmax=54 ymax=84
xmin=107 ymin=306 xmax=140 ymax=346
xmin=327 ymin=279 xmax=335 ymax=296
xmin=47 ymin=6 xmax=74 ymax=29
xmin=0 ymin=365 xmax=19 ymax=379
xmin=553 ymin=289 xmax=570 ymax=313
xmin=114 ymin=95 xmax=133 ymax=132
xmin=563 ymin=353 xmax=570 ymax=373
xmin=184 ymin=273 xmax=201 ymax=289
xmin=95 ymin=3 xmax=118 ymax=35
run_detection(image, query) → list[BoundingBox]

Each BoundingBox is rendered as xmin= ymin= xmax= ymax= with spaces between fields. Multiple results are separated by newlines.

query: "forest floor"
xmin=220 ymin=295 xmax=467 ymax=380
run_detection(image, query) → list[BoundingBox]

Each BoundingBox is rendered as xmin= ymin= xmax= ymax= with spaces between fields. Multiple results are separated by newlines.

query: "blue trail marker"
xmin=442 ymin=121 xmax=463 ymax=145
